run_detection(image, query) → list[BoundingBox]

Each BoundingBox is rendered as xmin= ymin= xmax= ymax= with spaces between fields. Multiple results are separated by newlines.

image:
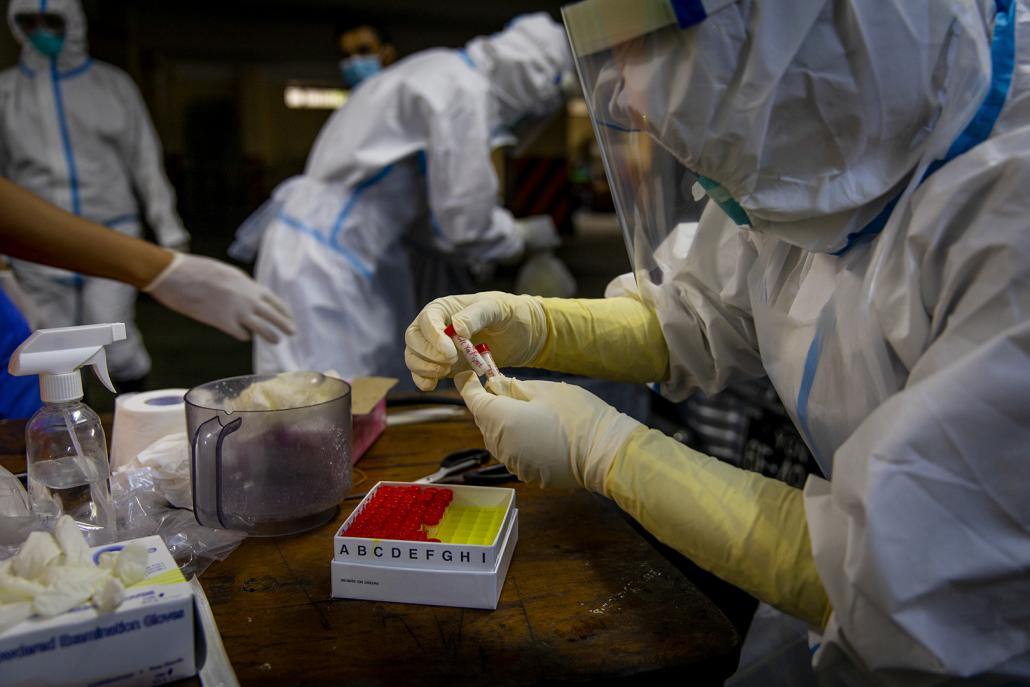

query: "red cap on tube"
xmin=475 ymin=343 xmax=490 ymax=354
xmin=443 ymin=324 xmax=457 ymax=337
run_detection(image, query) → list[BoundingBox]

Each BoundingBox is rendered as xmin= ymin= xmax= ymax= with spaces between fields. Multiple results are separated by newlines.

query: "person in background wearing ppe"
xmin=406 ymin=0 xmax=1030 ymax=684
xmin=0 ymin=177 xmax=295 ymax=419
xmin=233 ymin=14 xmax=571 ymax=384
xmin=336 ymin=18 xmax=398 ymax=89
xmin=0 ymin=0 xmax=190 ymax=391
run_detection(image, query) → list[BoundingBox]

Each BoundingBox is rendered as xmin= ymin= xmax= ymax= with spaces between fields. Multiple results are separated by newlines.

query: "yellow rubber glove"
xmin=457 ymin=369 xmax=831 ymax=629
xmin=606 ymin=426 xmax=832 ymax=629
xmin=456 ymin=371 xmax=641 ymax=490
xmin=405 ymin=293 xmax=549 ymax=391
xmin=405 ymin=292 xmax=669 ymax=391
xmin=533 ymin=296 xmax=669 ymax=383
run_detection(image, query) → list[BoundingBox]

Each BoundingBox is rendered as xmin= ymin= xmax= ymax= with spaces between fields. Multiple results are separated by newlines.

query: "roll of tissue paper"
xmin=109 ymin=389 xmax=188 ymax=472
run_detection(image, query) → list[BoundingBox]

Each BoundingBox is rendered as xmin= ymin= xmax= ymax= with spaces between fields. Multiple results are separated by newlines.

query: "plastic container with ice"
xmin=185 ymin=372 xmax=352 ymax=535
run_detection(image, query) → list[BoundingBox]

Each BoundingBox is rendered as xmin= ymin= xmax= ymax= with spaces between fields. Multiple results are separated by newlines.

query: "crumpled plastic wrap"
xmin=110 ymin=465 xmax=245 ymax=578
xmin=115 ymin=432 xmax=192 ymax=509
xmin=0 ymin=459 xmax=245 ymax=580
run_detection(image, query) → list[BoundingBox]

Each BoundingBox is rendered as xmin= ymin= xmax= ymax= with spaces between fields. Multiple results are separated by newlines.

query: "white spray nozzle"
xmin=8 ymin=323 xmax=127 ymax=402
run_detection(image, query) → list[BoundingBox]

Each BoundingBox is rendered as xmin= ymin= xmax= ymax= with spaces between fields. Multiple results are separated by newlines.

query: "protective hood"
xmin=8 ymin=0 xmax=89 ymax=71
xmin=568 ymin=0 xmax=995 ymax=254
xmin=465 ymin=13 xmax=573 ymax=121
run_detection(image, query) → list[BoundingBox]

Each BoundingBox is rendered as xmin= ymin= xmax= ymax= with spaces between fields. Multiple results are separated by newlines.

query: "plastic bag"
xmin=111 ymin=466 xmax=245 ymax=579
xmin=119 ymin=432 xmax=192 ymax=509
xmin=515 ymin=252 xmax=577 ymax=298
xmin=0 ymin=467 xmax=39 ymax=559
xmin=0 ymin=457 xmax=245 ymax=578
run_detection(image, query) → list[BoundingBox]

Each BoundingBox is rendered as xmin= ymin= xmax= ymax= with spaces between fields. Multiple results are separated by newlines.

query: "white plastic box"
xmin=331 ymin=481 xmax=518 ymax=609
xmin=0 ymin=535 xmax=196 ymax=687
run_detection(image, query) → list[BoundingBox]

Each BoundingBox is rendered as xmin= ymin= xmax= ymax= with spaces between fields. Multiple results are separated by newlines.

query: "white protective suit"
xmin=243 ymin=14 xmax=570 ymax=381
xmin=0 ymin=0 xmax=188 ymax=382
xmin=567 ymin=0 xmax=1030 ymax=682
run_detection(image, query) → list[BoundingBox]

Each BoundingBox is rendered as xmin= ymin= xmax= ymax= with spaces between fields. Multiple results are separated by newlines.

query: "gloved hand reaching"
xmin=144 ymin=252 xmax=295 ymax=343
xmin=454 ymin=371 xmax=643 ymax=491
xmin=405 ymin=292 xmax=550 ymax=391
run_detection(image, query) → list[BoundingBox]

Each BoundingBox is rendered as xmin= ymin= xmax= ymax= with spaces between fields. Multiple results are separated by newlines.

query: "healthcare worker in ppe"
xmin=0 ymin=0 xmax=190 ymax=389
xmin=405 ymin=0 xmax=1030 ymax=683
xmin=234 ymin=14 xmax=572 ymax=382
xmin=337 ymin=19 xmax=398 ymax=89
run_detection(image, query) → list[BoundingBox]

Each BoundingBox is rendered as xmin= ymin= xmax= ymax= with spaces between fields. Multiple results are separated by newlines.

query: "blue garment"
xmin=0 ymin=289 xmax=42 ymax=419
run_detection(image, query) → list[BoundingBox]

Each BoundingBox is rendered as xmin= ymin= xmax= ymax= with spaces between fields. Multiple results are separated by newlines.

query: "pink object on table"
xmin=351 ymin=396 xmax=387 ymax=464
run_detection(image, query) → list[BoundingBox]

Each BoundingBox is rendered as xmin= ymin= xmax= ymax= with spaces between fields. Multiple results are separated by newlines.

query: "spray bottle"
xmin=8 ymin=323 xmax=126 ymax=545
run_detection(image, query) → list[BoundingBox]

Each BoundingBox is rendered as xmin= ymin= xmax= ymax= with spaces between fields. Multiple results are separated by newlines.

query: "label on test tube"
xmin=475 ymin=343 xmax=500 ymax=376
xmin=443 ymin=324 xmax=494 ymax=377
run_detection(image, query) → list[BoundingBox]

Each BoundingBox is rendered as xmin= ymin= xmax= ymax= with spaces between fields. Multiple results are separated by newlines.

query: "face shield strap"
xmin=832 ymin=0 xmax=1015 ymax=257
xmin=696 ymin=175 xmax=750 ymax=226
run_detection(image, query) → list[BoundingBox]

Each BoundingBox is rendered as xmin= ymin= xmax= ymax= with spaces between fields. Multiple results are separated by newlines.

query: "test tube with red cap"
xmin=475 ymin=343 xmax=500 ymax=376
xmin=443 ymin=324 xmax=495 ymax=377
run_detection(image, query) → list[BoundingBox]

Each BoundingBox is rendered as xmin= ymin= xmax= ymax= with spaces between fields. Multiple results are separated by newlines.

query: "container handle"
xmin=191 ymin=415 xmax=242 ymax=529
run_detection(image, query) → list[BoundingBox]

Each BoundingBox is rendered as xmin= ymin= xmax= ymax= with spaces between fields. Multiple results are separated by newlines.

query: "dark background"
xmin=0 ymin=0 xmax=632 ymax=402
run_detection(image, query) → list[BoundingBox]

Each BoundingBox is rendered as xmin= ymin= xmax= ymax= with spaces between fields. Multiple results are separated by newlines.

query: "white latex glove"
xmin=144 ymin=252 xmax=295 ymax=343
xmin=513 ymin=215 xmax=560 ymax=252
xmin=455 ymin=371 xmax=642 ymax=492
xmin=404 ymin=292 xmax=548 ymax=391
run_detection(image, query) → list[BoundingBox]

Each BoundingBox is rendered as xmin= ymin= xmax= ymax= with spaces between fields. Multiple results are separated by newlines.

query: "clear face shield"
xmin=562 ymin=1 xmax=728 ymax=297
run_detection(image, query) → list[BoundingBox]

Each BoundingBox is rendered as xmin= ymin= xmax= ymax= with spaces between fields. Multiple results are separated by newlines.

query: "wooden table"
xmin=0 ymin=409 xmax=740 ymax=685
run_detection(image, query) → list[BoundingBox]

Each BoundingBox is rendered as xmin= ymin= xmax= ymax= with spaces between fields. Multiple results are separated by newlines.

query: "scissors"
xmin=414 ymin=448 xmax=518 ymax=485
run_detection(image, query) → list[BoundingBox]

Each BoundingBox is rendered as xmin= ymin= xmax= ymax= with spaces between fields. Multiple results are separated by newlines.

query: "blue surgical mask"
xmin=28 ymin=29 xmax=64 ymax=57
xmin=340 ymin=55 xmax=381 ymax=88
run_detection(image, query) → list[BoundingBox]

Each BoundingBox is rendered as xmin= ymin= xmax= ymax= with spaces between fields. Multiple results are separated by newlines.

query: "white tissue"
xmin=33 ymin=566 xmax=108 ymax=617
xmin=0 ymin=601 xmax=32 ymax=634
xmin=53 ymin=516 xmax=92 ymax=567
xmin=129 ymin=433 xmax=192 ymax=509
xmin=109 ymin=389 xmax=188 ymax=472
xmin=0 ymin=573 xmax=45 ymax=603
xmin=92 ymin=575 xmax=125 ymax=614
xmin=113 ymin=541 xmax=148 ymax=586
xmin=97 ymin=551 xmax=118 ymax=570
xmin=0 ymin=515 xmax=157 ymax=631
xmin=11 ymin=531 xmax=61 ymax=579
